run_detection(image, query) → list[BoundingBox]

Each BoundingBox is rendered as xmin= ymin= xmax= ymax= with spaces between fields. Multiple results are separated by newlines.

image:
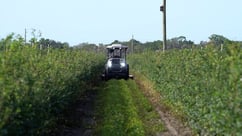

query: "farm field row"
xmin=1 ymin=36 xmax=241 ymax=135
xmin=95 ymin=79 xmax=165 ymax=136
xmin=0 ymin=47 xmax=105 ymax=135
xmin=128 ymin=44 xmax=242 ymax=135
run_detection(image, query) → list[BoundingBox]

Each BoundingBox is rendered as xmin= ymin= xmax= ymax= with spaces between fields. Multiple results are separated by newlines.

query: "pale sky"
xmin=0 ymin=0 xmax=241 ymax=45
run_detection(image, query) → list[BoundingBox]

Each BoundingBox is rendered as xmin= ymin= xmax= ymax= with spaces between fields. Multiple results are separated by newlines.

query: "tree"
xmin=74 ymin=42 xmax=98 ymax=52
xmin=38 ymin=38 xmax=69 ymax=49
xmin=111 ymin=40 xmax=122 ymax=44
xmin=167 ymin=36 xmax=194 ymax=49
xmin=0 ymin=33 xmax=14 ymax=51
xmin=209 ymin=34 xmax=230 ymax=46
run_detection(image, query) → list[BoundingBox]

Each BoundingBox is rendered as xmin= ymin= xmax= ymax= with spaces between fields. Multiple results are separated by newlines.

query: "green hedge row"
xmin=0 ymin=47 xmax=105 ymax=135
xmin=128 ymin=44 xmax=241 ymax=135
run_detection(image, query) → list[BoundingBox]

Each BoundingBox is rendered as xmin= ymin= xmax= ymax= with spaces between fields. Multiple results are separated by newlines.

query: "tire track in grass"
xmin=95 ymin=79 xmax=145 ymax=136
xmin=53 ymin=77 xmax=190 ymax=136
xmin=95 ymin=79 xmax=165 ymax=136
xmin=126 ymin=80 xmax=165 ymax=135
xmin=134 ymin=73 xmax=194 ymax=136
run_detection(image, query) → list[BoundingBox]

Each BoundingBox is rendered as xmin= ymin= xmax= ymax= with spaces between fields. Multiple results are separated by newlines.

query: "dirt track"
xmin=52 ymin=88 xmax=98 ymax=136
xmin=134 ymin=74 xmax=193 ymax=136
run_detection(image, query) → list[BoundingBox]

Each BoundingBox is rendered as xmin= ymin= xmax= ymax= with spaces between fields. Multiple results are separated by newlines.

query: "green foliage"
xmin=128 ymin=44 xmax=242 ymax=135
xmin=209 ymin=34 xmax=230 ymax=46
xmin=95 ymin=80 xmax=145 ymax=136
xmin=167 ymin=36 xmax=194 ymax=49
xmin=38 ymin=38 xmax=69 ymax=49
xmin=0 ymin=38 xmax=105 ymax=135
xmin=126 ymin=80 xmax=164 ymax=135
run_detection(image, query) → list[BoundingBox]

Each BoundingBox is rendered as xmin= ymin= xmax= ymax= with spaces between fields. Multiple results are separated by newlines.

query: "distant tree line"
xmin=1 ymin=33 xmax=241 ymax=52
xmin=0 ymin=33 xmax=69 ymax=51
xmin=74 ymin=34 xmax=241 ymax=53
xmin=38 ymin=38 xmax=69 ymax=49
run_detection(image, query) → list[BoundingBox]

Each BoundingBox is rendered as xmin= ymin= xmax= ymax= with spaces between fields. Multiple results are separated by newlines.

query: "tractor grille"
xmin=112 ymin=59 xmax=120 ymax=64
xmin=111 ymin=64 xmax=121 ymax=72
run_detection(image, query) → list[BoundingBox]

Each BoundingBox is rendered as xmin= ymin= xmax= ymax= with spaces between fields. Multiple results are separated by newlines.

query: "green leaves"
xmin=129 ymin=45 xmax=242 ymax=135
xmin=0 ymin=45 xmax=105 ymax=135
xmin=96 ymin=80 xmax=145 ymax=136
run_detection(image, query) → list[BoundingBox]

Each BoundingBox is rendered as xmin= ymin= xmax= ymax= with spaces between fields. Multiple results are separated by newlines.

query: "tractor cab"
xmin=102 ymin=44 xmax=131 ymax=80
xmin=106 ymin=44 xmax=128 ymax=59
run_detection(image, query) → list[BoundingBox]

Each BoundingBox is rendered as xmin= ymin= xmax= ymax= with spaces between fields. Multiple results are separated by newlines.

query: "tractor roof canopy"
xmin=106 ymin=44 xmax=128 ymax=50
xmin=106 ymin=44 xmax=128 ymax=59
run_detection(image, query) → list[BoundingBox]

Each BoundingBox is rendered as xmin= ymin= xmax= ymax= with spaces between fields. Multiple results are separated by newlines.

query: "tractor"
xmin=102 ymin=44 xmax=132 ymax=80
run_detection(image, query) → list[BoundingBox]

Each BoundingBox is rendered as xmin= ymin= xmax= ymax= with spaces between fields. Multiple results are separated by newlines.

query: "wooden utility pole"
xmin=160 ymin=0 xmax=167 ymax=52
xmin=24 ymin=28 xmax=27 ymax=45
xmin=131 ymin=35 xmax=134 ymax=54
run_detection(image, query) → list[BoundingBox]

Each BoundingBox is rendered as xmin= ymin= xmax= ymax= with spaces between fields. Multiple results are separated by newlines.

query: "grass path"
xmin=95 ymin=79 xmax=164 ymax=136
xmin=53 ymin=78 xmax=193 ymax=136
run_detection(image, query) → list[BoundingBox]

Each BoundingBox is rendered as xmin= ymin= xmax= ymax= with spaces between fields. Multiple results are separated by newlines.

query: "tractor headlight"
xmin=120 ymin=62 xmax=125 ymax=67
xmin=107 ymin=61 xmax=112 ymax=67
